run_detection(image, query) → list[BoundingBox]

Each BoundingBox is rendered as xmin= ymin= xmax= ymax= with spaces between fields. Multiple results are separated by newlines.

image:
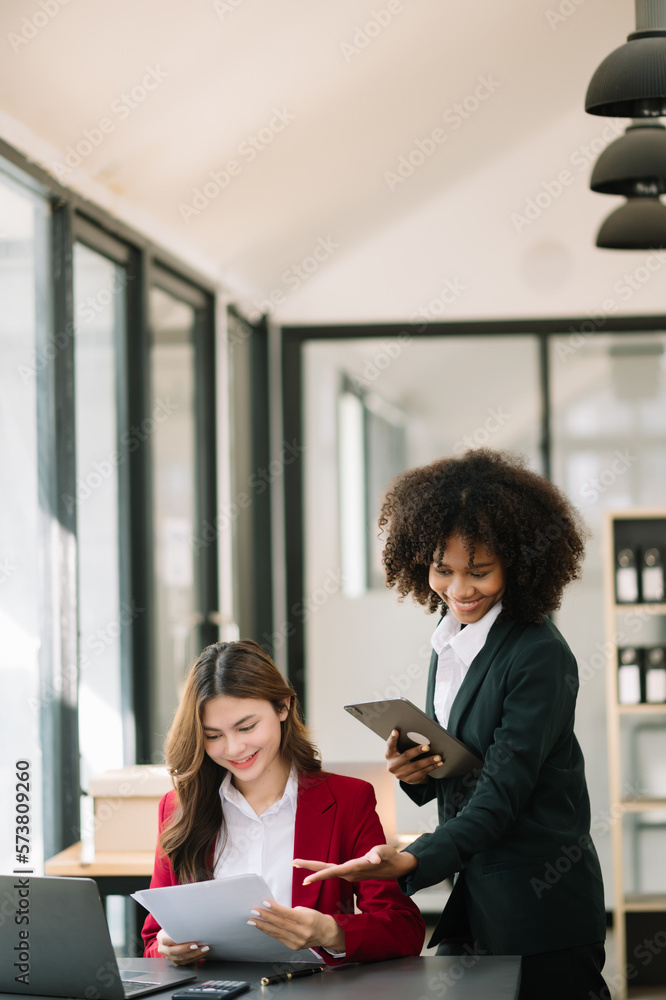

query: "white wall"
xmin=301 ymin=333 xmax=666 ymax=902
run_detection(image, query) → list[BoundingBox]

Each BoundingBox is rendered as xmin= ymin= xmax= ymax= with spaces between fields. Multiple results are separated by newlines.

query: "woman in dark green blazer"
xmin=297 ymin=450 xmax=608 ymax=1000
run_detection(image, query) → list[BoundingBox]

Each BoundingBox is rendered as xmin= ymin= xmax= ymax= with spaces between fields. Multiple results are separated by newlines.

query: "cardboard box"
xmin=88 ymin=766 xmax=172 ymax=852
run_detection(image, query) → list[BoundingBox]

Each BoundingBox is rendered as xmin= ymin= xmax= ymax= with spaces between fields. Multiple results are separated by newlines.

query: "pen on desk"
xmin=260 ymin=966 xmax=327 ymax=986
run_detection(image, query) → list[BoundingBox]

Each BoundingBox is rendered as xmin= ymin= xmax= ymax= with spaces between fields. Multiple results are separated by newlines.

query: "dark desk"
xmin=204 ymin=956 xmax=521 ymax=998
xmin=0 ymin=956 xmax=522 ymax=1000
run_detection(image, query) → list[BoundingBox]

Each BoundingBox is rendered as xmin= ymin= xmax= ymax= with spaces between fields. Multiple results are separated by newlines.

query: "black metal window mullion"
xmin=280 ymin=319 xmax=666 ymax=713
xmin=126 ymin=248 xmax=153 ymax=765
xmin=194 ymin=294 xmax=219 ymax=652
xmin=539 ymin=332 xmax=552 ymax=481
xmin=249 ymin=314 xmax=273 ymax=657
xmin=281 ymin=330 xmax=305 ymax=706
xmin=42 ymin=199 xmax=80 ymax=856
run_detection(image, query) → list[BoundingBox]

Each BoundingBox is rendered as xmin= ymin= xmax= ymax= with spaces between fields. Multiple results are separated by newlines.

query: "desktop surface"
xmin=0 ymin=955 xmax=521 ymax=1000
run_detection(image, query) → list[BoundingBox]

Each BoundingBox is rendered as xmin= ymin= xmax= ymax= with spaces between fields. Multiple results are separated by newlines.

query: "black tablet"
xmin=344 ymin=697 xmax=483 ymax=779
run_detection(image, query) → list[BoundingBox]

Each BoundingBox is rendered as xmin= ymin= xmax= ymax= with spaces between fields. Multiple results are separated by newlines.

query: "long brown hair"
xmin=160 ymin=639 xmax=321 ymax=884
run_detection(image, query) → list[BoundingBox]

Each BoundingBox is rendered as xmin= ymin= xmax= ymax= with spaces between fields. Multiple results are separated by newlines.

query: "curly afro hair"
xmin=378 ymin=449 xmax=588 ymax=625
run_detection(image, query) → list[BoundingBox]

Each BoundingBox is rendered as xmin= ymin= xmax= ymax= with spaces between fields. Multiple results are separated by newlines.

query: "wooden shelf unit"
xmin=620 ymin=798 xmax=666 ymax=811
xmin=618 ymin=704 xmax=666 ymax=716
xmin=624 ymin=893 xmax=666 ymax=913
xmin=603 ymin=509 xmax=666 ymax=999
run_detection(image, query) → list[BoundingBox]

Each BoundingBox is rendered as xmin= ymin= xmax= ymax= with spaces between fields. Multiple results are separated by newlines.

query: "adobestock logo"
xmin=0 ymin=557 xmax=17 ymax=584
xmin=511 ymin=119 xmax=625 ymax=234
xmin=555 ymin=250 xmax=666 ymax=363
xmin=579 ymin=450 xmax=638 ymax=507
xmin=384 ymin=75 xmax=500 ymax=192
xmin=17 ymin=271 xmax=134 ymax=385
xmin=409 ymin=277 xmax=468 ymax=330
xmin=8 ymin=0 xmax=73 ymax=53
xmin=212 ymin=0 xmax=246 ymax=17
xmin=249 ymin=236 xmax=340 ymax=318
xmin=179 ymin=108 xmax=296 ymax=223
xmin=339 ymin=1 xmax=415 ymax=63
xmin=50 ymin=66 xmax=168 ymax=179
xmin=511 ymin=171 xmax=575 ymax=234
xmin=545 ymin=0 xmax=588 ymax=30
xmin=452 ymin=407 xmax=511 ymax=454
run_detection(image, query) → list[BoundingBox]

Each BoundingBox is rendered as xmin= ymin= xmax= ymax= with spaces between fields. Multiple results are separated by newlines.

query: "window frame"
xmin=0 ymin=138 xmax=220 ymax=856
xmin=280 ymin=318 xmax=666 ymax=709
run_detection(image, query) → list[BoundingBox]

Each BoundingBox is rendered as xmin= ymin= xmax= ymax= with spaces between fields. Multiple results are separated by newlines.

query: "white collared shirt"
xmin=432 ymin=600 xmax=503 ymax=728
xmin=214 ymin=766 xmax=298 ymax=907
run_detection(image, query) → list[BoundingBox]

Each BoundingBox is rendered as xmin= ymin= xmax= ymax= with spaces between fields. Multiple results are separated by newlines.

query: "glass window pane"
xmin=0 ymin=165 xmax=50 ymax=872
xmin=149 ymin=287 xmax=199 ymax=755
xmin=550 ymin=331 xmax=666 ymax=902
xmin=73 ymin=243 xmax=127 ymax=787
xmin=552 ymin=334 xmax=666 ymax=515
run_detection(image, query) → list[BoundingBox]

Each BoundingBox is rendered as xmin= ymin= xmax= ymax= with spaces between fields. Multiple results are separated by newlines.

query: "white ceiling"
xmin=0 ymin=0 xmax=638 ymax=315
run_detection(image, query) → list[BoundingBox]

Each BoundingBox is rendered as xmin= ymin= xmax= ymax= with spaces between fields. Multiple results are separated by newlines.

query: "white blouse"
xmin=213 ymin=766 xmax=346 ymax=957
xmin=214 ymin=767 xmax=298 ymax=907
xmin=432 ymin=600 xmax=503 ymax=727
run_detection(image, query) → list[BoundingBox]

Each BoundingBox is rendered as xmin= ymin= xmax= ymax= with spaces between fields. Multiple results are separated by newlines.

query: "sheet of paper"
xmin=132 ymin=875 xmax=318 ymax=964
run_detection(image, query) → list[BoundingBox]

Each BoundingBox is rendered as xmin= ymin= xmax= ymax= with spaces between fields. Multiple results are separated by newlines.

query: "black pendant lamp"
xmin=591 ymin=120 xmax=666 ymax=247
xmin=591 ymin=119 xmax=666 ymax=194
xmin=586 ymin=0 xmax=666 ymax=117
xmin=596 ymin=197 xmax=666 ymax=248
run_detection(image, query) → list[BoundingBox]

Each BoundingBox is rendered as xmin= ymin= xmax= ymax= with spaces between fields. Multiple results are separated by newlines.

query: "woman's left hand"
xmin=293 ymin=844 xmax=418 ymax=884
xmin=248 ymin=899 xmax=345 ymax=952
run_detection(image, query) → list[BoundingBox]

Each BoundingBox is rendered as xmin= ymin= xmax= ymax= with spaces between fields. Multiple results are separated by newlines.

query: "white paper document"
xmin=132 ymin=875 xmax=318 ymax=964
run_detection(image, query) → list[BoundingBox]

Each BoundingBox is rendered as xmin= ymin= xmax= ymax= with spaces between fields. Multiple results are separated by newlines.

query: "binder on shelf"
xmin=618 ymin=647 xmax=642 ymax=705
xmin=616 ymin=547 xmax=639 ymax=604
xmin=645 ymin=647 xmax=666 ymax=704
xmin=642 ymin=548 xmax=665 ymax=603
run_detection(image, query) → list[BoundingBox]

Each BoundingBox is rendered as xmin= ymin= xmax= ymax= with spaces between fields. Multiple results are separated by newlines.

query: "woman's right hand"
xmin=156 ymin=928 xmax=210 ymax=966
xmin=385 ymin=729 xmax=444 ymax=784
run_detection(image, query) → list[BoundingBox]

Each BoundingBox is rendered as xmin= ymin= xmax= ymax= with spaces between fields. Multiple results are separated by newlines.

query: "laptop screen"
xmin=0 ymin=875 xmax=195 ymax=1000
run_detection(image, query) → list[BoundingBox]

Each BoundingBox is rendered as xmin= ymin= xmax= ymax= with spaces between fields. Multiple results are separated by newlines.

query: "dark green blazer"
xmin=399 ymin=614 xmax=606 ymax=956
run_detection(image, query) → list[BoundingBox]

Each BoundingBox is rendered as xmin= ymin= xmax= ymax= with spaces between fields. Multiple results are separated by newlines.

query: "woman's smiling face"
xmin=201 ymin=695 xmax=288 ymax=782
xmin=429 ymin=534 xmax=506 ymax=624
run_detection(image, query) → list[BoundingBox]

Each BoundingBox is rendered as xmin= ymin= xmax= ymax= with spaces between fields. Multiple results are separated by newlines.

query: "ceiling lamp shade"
xmin=590 ymin=120 xmax=666 ymax=195
xmin=596 ymin=196 xmax=666 ymax=248
xmin=585 ymin=0 xmax=666 ymax=117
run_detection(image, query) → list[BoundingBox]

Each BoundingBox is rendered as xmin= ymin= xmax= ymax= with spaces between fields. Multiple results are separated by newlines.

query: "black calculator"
xmin=172 ymin=982 xmax=250 ymax=1000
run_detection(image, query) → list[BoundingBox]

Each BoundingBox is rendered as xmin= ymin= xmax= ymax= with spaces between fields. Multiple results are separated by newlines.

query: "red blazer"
xmin=142 ymin=771 xmax=425 ymax=964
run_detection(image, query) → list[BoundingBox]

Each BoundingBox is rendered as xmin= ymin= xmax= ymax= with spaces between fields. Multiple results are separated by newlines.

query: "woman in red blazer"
xmin=141 ymin=639 xmax=424 ymax=965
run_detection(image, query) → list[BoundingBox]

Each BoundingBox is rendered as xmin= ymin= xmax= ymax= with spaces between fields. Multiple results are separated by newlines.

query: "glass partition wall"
xmin=285 ymin=321 xmax=666 ymax=914
xmin=149 ymin=287 xmax=200 ymax=751
xmin=550 ymin=332 xmax=666 ymax=903
xmin=73 ymin=242 xmax=128 ymax=788
xmin=146 ymin=270 xmax=218 ymax=760
xmin=302 ymin=335 xmax=542 ymax=836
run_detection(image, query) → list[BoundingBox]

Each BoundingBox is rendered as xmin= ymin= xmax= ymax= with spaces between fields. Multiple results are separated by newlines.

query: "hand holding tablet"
xmin=344 ymin=697 xmax=483 ymax=779
xmin=384 ymin=728 xmax=443 ymax=785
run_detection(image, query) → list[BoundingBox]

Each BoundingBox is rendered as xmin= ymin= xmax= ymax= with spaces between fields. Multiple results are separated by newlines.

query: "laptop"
xmin=0 ymin=875 xmax=197 ymax=999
